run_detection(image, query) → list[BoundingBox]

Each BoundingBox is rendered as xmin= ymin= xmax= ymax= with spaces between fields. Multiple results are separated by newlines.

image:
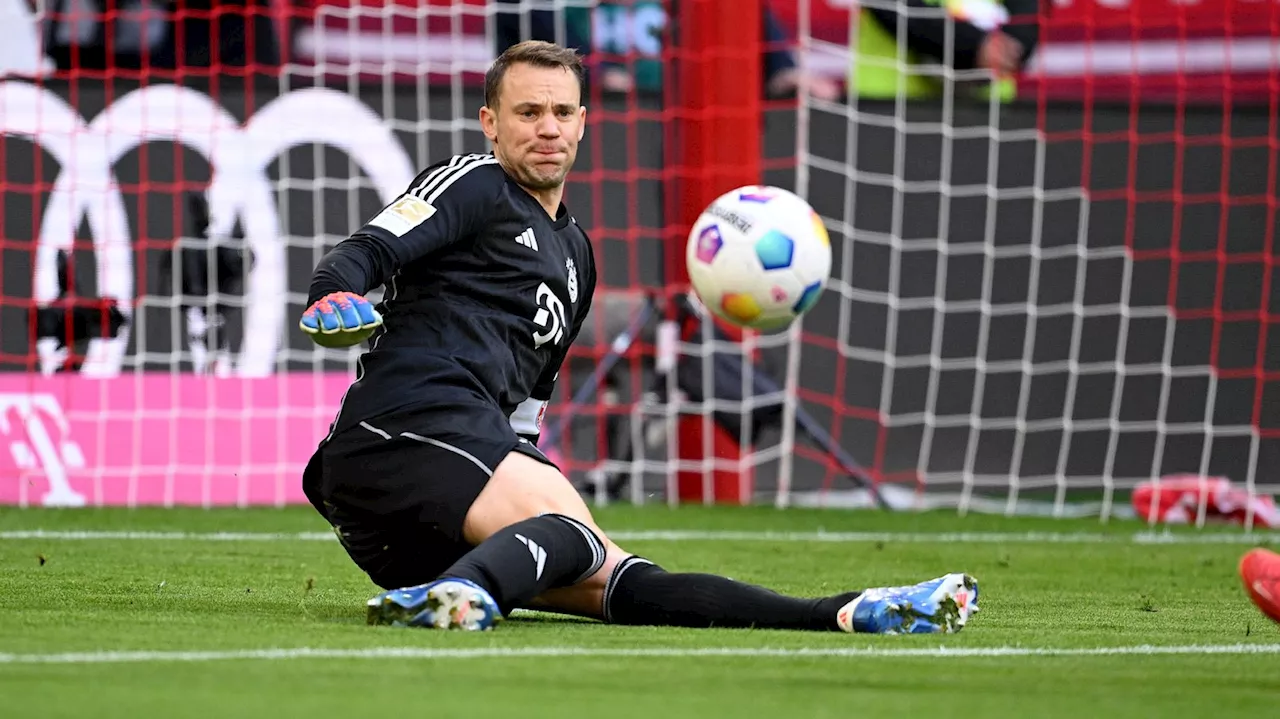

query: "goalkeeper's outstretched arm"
xmin=301 ymin=156 xmax=502 ymax=346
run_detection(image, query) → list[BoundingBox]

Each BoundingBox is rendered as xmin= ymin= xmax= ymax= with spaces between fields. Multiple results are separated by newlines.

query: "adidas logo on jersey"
xmin=515 ymin=228 xmax=538 ymax=251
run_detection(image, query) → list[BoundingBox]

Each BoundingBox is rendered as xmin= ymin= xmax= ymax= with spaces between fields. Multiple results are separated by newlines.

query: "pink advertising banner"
xmin=0 ymin=373 xmax=352 ymax=507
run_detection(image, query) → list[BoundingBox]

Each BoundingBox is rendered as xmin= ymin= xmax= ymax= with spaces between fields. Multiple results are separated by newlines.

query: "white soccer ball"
xmin=685 ymin=185 xmax=832 ymax=331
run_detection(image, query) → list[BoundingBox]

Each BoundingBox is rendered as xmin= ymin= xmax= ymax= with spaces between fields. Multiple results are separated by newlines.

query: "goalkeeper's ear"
xmin=480 ymin=104 xmax=498 ymax=142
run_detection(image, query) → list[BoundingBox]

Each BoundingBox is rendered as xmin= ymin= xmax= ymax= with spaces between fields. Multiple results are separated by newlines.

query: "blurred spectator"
xmin=851 ymin=0 xmax=1041 ymax=101
xmin=494 ymin=0 xmax=840 ymax=100
xmin=39 ymin=0 xmax=281 ymax=72
xmin=761 ymin=4 xmax=840 ymax=101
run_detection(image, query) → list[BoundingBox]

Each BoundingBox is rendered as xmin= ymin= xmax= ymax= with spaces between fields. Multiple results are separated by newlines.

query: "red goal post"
xmin=667 ymin=0 xmax=766 ymax=506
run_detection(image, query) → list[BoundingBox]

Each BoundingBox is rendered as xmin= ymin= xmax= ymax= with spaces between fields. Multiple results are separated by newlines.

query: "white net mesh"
xmin=766 ymin=0 xmax=1280 ymax=524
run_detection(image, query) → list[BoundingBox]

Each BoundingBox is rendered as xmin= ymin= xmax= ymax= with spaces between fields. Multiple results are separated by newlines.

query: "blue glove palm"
xmin=300 ymin=291 xmax=383 ymax=348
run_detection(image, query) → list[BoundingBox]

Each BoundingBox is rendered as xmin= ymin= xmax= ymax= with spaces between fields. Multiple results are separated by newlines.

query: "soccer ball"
xmin=685 ymin=185 xmax=832 ymax=331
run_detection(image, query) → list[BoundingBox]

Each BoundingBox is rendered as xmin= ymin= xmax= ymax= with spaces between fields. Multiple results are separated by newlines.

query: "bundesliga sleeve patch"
xmin=369 ymin=195 xmax=436 ymax=236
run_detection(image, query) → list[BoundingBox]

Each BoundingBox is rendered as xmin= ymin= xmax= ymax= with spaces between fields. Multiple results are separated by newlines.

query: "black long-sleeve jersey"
xmin=308 ymin=152 xmax=596 ymax=445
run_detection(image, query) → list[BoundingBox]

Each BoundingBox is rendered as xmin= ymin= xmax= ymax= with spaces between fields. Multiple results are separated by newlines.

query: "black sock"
xmin=440 ymin=513 xmax=606 ymax=615
xmin=603 ymin=557 xmax=859 ymax=631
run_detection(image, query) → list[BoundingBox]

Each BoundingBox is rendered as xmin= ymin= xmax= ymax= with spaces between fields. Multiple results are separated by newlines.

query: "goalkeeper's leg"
xmin=362 ymin=448 xmax=623 ymax=629
xmin=420 ymin=451 xmax=868 ymax=632
xmin=307 ymin=421 xmax=615 ymax=631
xmin=529 ymin=558 xmax=979 ymax=635
xmin=412 ymin=448 xmax=979 ymax=635
xmin=528 ymin=561 xmax=857 ymax=631
xmin=337 ymin=437 xmax=978 ymax=634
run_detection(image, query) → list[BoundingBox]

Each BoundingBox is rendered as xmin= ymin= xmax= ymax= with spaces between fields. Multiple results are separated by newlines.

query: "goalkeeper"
xmin=299 ymin=40 xmax=980 ymax=634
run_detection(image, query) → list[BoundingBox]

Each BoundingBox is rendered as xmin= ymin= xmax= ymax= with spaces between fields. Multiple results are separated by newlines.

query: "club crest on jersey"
xmin=566 ymin=257 xmax=579 ymax=303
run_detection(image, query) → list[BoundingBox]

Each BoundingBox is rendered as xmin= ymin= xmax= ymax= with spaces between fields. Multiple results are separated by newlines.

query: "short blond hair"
xmin=484 ymin=41 xmax=585 ymax=109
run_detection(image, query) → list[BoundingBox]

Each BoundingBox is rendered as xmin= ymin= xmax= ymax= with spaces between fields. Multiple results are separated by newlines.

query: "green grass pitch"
xmin=2 ymin=505 xmax=1279 ymax=718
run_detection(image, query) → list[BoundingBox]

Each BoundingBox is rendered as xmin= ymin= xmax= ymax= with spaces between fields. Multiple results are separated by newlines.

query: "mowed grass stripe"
xmin=4 ymin=529 xmax=1280 ymax=545
xmin=3 ymin=644 xmax=1280 ymax=665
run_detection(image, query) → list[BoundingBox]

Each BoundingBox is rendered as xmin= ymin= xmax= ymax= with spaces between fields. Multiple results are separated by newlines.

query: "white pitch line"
xmin=2 ymin=529 xmax=1280 ymax=545
xmin=0 ymin=530 xmax=339 ymax=542
xmin=2 ymin=644 xmax=1279 ymax=665
xmin=620 ymin=530 xmax=1280 ymax=545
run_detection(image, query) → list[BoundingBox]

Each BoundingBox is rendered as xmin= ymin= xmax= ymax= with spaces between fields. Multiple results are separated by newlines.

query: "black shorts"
xmin=302 ymin=407 xmax=553 ymax=590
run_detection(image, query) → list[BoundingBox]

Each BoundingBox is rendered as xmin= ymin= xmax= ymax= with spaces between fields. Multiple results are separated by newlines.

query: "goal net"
xmin=763 ymin=0 xmax=1280 ymax=520
xmin=1 ymin=0 xmax=1276 ymax=527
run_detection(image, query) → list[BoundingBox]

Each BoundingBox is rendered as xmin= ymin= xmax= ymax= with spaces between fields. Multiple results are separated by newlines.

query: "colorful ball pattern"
xmin=685 ymin=185 xmax=832 ymax=331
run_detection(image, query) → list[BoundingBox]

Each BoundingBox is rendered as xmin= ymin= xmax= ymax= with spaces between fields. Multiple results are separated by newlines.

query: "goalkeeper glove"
xmin=300 ymin=291 xmax=382 ymax=348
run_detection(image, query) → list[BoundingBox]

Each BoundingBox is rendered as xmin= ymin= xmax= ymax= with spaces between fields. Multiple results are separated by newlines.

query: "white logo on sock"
xmin=515 ymin=533 xmax=547 ymax=580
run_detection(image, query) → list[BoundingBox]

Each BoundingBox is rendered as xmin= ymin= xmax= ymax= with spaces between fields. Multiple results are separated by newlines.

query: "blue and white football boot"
xmin=366 ymin=578 xmax=502 ymax=631
xmin=836 ymin=573 xmax=979 ymax=635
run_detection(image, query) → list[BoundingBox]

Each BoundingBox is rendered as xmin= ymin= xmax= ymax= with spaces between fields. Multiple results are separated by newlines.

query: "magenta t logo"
xmin=0 ymin=394 xmax=87 ymax=507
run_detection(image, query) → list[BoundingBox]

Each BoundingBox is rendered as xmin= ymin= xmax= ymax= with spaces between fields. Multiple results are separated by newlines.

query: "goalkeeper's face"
xmin=483 ymin=63 xmax=586 ymax=191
